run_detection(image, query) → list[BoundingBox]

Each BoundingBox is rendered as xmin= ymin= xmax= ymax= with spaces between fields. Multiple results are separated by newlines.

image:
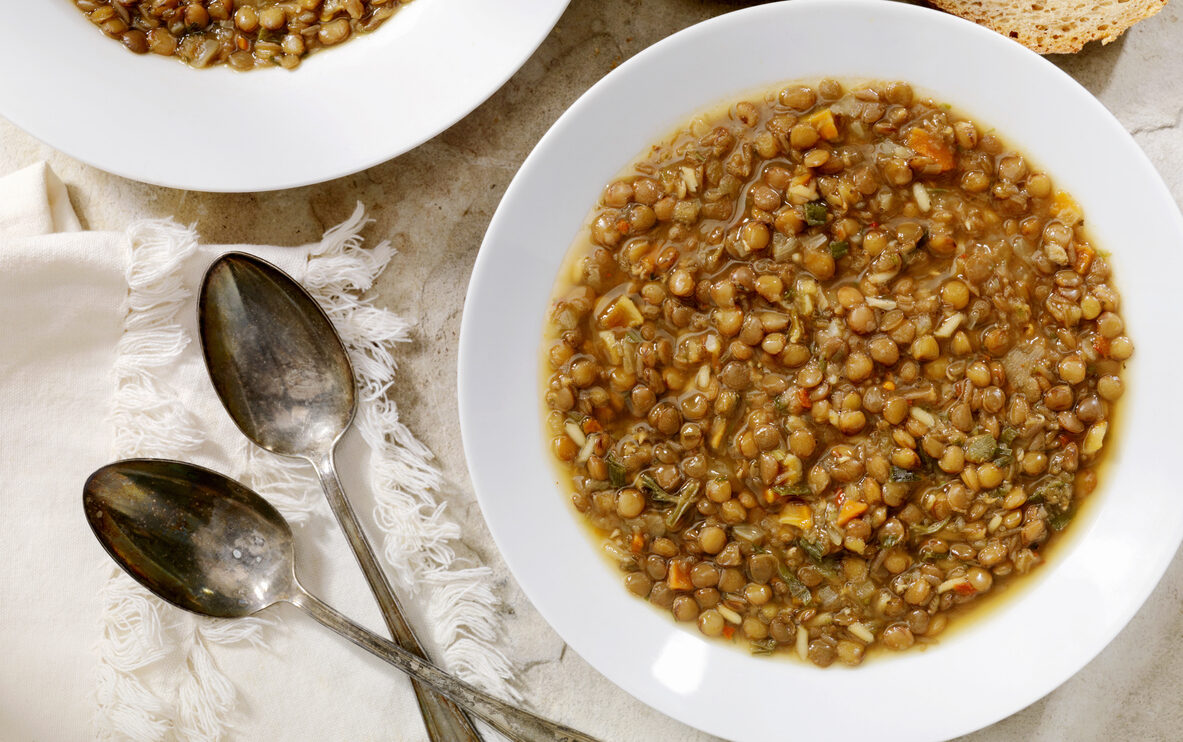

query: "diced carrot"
xmin=836 ymin=500 xmax=867 ymax=527
xmin=797 ymin=388 xmax=812 ymax=409
xmin=778 ymin=502 xmax=813 ymax=530
xmin=1074 ymin=244 xmax=1095 ymax=275
xmin=906 ymin=128 xmax=955 ymax=173
xmin=1093 ymin=335 xmax=1110 ymax=358
xmin=630 ymin=532 xmax=645 ymax=553
xmin=763 ymin=488 xmax=778 ymax=505
xmin=668 ymin=561 xmax=693 ymax=591
xmin=615 ymin=219 xmax=631 ymax=235
xmin=806 ymin=109 xmax=840 ymax=141
xmin=582 ymin=418 xmax=603 ymax=434
xmin=883 ymin=380 xmax=896 ymax=391
xmin=1050 ymin=191 xmax=1083 ymax=225
xmin=953 ymin=581 xmax=977 ymax=596
xmin=722 ymin=625 xmax=736 ymax=640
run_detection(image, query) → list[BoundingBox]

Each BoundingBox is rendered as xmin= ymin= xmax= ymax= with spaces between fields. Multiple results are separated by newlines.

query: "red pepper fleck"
xmin=1093 ymin=336 xmax=1110 ymax=358
xmin=954 ymin=581 xmax=977 ymax=596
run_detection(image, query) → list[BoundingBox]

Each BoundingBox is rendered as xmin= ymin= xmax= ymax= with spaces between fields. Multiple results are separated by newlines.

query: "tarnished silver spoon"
xmin=83 ymin=459 xmax=602 ymax=742
xmin=197 ymin=252 xmax=482 ymax=742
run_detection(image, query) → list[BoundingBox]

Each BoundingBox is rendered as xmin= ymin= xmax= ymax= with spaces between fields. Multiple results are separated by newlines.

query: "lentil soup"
xmin=541 ymin=79 xmax=1132 ymax=667
xmin=74 ymin=0 xmax=410 ymax=70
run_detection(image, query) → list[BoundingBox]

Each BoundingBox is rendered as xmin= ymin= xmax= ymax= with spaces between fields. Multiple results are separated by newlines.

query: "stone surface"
xmin=2 ymin=1 xmax=1180 ymax=740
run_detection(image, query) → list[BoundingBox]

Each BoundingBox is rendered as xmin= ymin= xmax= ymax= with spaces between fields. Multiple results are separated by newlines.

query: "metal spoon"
xmin=84 ymin=459 xmax=601 ymax=742
xmin=197 ymin=252 xmax=482 ymax=742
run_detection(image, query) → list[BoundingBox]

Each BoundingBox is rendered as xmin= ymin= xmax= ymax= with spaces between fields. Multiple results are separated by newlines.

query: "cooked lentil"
xmin=542 ymin=79 xmax=1132 ymax=666
xmin=74 ymin=0 xmax=410 ymax=70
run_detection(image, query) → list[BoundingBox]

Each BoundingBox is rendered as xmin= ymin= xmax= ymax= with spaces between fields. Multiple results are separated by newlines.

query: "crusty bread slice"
xmin=928 ymin=0 xmax=1167 ymax=54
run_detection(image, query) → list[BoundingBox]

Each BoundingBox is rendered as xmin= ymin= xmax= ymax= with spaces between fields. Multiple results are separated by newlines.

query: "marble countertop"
xmin=3 ymin=1 xmax=1181 ymax=739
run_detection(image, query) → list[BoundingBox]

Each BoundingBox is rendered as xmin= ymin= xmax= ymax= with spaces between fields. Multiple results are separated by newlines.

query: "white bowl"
xmin=0 ymin=0 xmax=568 ymax=192
xmin=459 ymin=2 xmax=1183 ymax=739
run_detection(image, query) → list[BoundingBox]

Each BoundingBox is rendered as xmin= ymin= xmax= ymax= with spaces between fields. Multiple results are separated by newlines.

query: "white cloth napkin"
xmin=0 ymin=163 xmax=517 ymax=741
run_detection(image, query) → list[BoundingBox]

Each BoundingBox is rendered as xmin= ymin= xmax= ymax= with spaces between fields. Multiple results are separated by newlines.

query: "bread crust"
xmin=928 ymin=0 xmax=1167 ymax=54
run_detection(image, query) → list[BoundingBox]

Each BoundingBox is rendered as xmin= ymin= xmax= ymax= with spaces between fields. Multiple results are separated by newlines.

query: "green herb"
xmin=797 ymin=538 xmax=828 ymax=564
xmin=881 ymin=534 xmax=900 ymax=548
xmin=749 ymin=638 xmax=778 ymax=655
xmin=782 ymin=287 xmax=796 ymax=303
xmin=638 ymin=473 xmax=676 ymax=504
xmin=625 ymin=329 xmax=643 ymax=343
xmin=804 ymin=201 xmax=829 ymax=226
xmin=917 ymin=446 xmax=937 ymax=472
xmin=1000 ymin=427 xmax=1018 ymax=445
xmin=665 ymin=481 xmax=701 ymax=529
xmin=829 ymin=240 xmax=849 ymax=259
xmin=890 ymin=466 xmax=918 ymax=483
xmin=771 ymin=549 xmax=814 ymax=606
xmin=1049 ymin=505 xmax=1075 ymax=531
xmin=772 ymin=483 xmax=811 ymax=499
xmin=992 ymin=443 xmax=1014 ymax=468
xmin=941 ymin=102 xmax=952 ymax=110
xmin=773 ymin=392 xmax=790 ymax=414
xmin=909 ymin=516 xmax=951 ymax=538
xmin=1033 ymin=479 xmax=1073 ymax=510
xmin=965 ymin=434 xmax=998 ymax=464
xmin=606 ymin=456 xmax=626 ymax=488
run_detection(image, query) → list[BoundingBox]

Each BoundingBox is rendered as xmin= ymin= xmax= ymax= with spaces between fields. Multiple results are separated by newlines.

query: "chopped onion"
xmin=849 ymin=622 xmax=875 ymax=643
xmin=865 ymin=296 xmax=897 ymax=310
xmin=913 ymin=182 xmax=931 ymax=212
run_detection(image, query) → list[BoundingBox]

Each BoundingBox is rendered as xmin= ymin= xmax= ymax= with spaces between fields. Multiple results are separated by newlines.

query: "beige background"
xmin=3 ymin=1 xmax=1181 ymax=739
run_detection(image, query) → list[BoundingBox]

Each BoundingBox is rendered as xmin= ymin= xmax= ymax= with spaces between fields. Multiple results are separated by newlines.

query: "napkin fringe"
xmin=304 ymin=205 xmax=523 ymax=702
xmin=99 ymin=219 xmax=272 ymax=742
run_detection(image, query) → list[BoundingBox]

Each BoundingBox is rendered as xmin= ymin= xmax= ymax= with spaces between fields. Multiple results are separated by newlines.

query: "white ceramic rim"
xmin=0 ymin=0 xmax=569 ymax=192
xmin=459 ymin=2 xmax=1183 ymax=740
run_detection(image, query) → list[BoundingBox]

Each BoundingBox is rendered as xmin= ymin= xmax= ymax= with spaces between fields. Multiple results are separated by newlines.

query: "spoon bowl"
xmin=199 ymin=254 xmax=355 ymax=457
xmin=84 ymin=459 xmax=293 ymax=618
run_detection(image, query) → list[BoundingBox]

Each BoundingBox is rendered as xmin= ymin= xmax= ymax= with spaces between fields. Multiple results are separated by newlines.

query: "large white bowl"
xmin=0 ymin=0 xmax=568 ymax=192
xmin=459 ymin=2 xmax=1183 ymax=739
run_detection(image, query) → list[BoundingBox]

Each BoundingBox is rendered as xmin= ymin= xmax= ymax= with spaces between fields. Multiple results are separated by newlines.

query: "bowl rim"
xmin=0 ymin=0 xmax=570 ymax=192
xmin=459 ymin=1 xmax=1183 ymax=740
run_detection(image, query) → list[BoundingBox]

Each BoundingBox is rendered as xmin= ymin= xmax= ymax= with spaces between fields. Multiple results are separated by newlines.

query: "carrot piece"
xmin=1051 ymin=191 xmax=1083 ymax=225
xmin=778 ymin=502 xmax=813 ymax=530
xmin=883 ymin=380 xmax=896 ymax=391
xmin=668 ymin=561 xmax=693 ymax=591
xmin=797 ymin=388 xmax=812 ymax=409
xmin=806 ymin=109 xmax=840 ymax=141
xmin=630 ymin=532 xmax=645 ymax=554
xmin=722 ymin=625 xmax=736 ymax=640
xmin=1074 ymin=244 xmax=1095 ymax=275
xmin=582 ymin=418 xmax=603 ymax=434
xmin=836 ymin=500 xmax=868 ymax=527
xmin=953 ymin=581 xmax=977 ymax=596
xmin=1093 ymin=336 xmax=1110 ymax=358
xmin=906 ymin=128 xmax=955 ymax=172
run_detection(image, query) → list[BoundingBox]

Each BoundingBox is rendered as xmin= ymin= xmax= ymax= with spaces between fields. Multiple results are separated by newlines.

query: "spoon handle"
xmin=312 ymin=454 xmax=486 ymax=742
xmin=291 ymin=588 xmax=603 ymax=742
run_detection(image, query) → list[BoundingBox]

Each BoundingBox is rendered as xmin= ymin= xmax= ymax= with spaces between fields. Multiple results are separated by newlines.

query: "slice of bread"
xmin=928 ymin=0 xmax=1167 ymax=54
